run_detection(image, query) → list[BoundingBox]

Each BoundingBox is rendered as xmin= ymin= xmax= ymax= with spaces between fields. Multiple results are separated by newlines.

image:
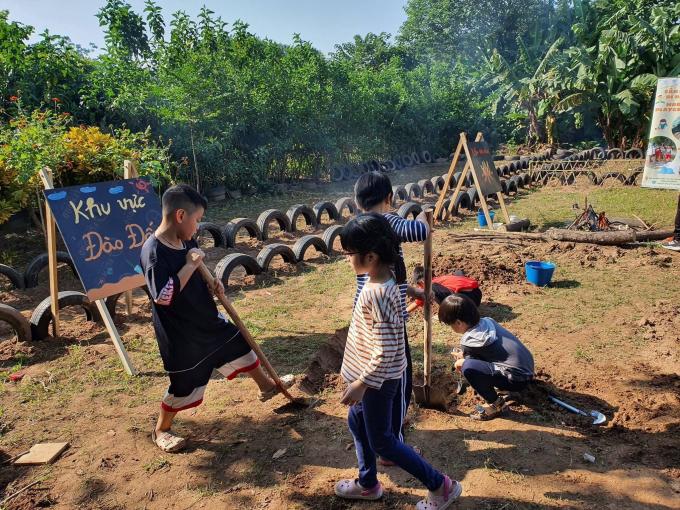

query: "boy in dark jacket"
xmin=438 ymin=294 xmax=534 ymax=420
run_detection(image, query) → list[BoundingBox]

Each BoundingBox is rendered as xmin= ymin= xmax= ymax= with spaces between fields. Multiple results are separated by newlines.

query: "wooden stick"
xmin=194 ymin=261 xmax=299 ymax=404
xmin=123 ymin=160 xmax=138 ymax=316
xmin=0 ymin=478 xmax=45 ymax=506
xmin=38 ymin=167 xmax=60 ymax=337
xmin=423 ymin=210 xmax=433 ymax=389
xmin=94 ymin=300 xmax=137 ymax=376
xmin=446 ymin=132 xmax=484 ymax=218
xmin=433 ymin=138 xmax=462 ymax=222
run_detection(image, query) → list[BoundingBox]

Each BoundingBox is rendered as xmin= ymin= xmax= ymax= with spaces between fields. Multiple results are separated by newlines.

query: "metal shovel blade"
xmin=549 ymin=396 xmax=606 ymax=426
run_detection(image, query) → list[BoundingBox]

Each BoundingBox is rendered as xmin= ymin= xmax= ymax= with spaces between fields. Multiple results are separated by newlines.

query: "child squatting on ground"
xmin=335 ymin=213 xmax=462 ymax=509
xmin=438 ymin=294 xmax=535 ymax=420
xmin=140 ymin=184 xmax=294 ymax=453
xmin=354 ymin=171 xmax=430 ymax=463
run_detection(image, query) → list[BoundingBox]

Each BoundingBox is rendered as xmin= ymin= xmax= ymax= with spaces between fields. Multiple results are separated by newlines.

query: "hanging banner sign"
xmin=43 ymin=177 xmax=162 ymax=300
xmin=641 ymin=77 xmax=680 ymax=190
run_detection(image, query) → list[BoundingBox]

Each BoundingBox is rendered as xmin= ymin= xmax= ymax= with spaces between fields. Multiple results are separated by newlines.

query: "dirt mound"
xmin=431 ymin=250 xmax=526 ymax=288
xmin=299 ymin=327 xmax=348 ymax=394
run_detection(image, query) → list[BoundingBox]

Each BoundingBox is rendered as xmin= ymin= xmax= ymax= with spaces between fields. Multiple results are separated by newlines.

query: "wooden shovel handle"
xmin=423 ymin=210 xmax=433 ymax=388
xmin=193 ymin=259 xmax=297 ymax=403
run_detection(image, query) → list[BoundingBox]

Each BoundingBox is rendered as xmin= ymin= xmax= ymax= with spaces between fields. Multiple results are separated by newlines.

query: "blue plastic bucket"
xmin=477 ymin=209 xmax=495 ymax=227
xmin=525 ymin=261 xmax=556 ymax=286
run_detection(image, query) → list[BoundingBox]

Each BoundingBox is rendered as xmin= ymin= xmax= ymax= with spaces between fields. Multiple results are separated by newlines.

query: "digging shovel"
xmin=413 ymin=210 xmax=447 ymax=409
xmin=193 ymin=256 xmax=312 ymax=407
xmin=549 ymin=395 xmax=606 ymax=425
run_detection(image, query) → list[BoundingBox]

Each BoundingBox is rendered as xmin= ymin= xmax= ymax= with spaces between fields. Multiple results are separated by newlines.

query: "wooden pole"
xmin=446 ymin=132 xmax=484 ymax=218
xmin=194 ymin=260 xmax=300 ymax=404
xmin=94 ymin=301 xmax=136 ymax=375
xmin=496 ymin=192 xmax=512 ymax=224
xmin=433 ymin=137 xmax=464 ymax=221
xmin=38 ymin=167 xmax=60 ymax=337
xmin=423 ymin=210 xmax=433 ymax=390
xmin=122 ymin=160 xmax=138 ymax=316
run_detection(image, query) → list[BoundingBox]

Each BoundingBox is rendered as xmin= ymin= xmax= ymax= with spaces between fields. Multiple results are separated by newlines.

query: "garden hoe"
xmin=549 ymin=395 xmax=606 ymax=425
xmin=413 ymin=210 xmax=447 ymax=410
xmin=193 ymin=255 xmax=313 ymax=408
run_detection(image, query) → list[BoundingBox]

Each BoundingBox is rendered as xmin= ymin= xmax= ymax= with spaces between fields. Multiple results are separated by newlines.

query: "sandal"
xmin=258 ymin=374 xmax=295 ymax=402
xmin=151 ymin=429 xmax=186 ymax=453
xmin=334 ymin=478 xmax=383 ymax=500
xmin=379 ymin=445 xmax=422 ymax=466
xmin=469 ymin=397 xmax=508 ymax=421
xmin=416 ymin=476 xmax=462 ymax=510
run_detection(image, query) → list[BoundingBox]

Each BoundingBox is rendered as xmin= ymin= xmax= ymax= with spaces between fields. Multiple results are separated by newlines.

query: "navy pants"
xmin=392 ymin=330 xmax=412 ymax=441
xmin=462 ymin=358 xmax=528 ymax=404
xmin=348 ymin=374 xmax=444 ymax=491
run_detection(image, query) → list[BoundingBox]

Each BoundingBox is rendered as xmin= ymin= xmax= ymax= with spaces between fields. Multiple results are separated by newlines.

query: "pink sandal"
xmin=416 ymin=476 xmax=463 ymax=510
xmin=334 ymin=478 xmax=383 ymax=500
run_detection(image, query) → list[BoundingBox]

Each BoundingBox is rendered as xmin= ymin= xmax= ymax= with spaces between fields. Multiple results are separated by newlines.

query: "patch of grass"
xmin=144 ymin=456 xmax=171 ymax=474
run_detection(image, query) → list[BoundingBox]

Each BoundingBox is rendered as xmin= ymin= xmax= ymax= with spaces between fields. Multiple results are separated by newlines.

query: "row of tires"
xmin=0 ymin=253 xmax=78 ymax=291
xmin=329 ymin=150 xmax=439 ymax=182
xmin=0 ymin=198 xmax=427 ymax=342
xmin=197 ymin=198 xmax=357 ymax=248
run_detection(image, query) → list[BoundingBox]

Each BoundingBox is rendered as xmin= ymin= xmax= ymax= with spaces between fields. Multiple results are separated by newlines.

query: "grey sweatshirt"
xmin=459 ymin=317 xmax=534 ymax=382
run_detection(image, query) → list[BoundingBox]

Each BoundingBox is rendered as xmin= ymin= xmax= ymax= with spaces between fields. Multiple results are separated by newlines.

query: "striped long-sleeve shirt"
xmin=354 ymin=213 xmax=429 ymax=320
xmin=342 ymin=278 xmax=407 ymax=389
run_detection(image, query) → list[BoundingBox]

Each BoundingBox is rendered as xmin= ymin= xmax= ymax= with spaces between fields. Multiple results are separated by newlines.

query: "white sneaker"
xmin=259 ymin=374 xmax=295 ymax=402
xmin=660 ymin=239 xmax=680 ymax=252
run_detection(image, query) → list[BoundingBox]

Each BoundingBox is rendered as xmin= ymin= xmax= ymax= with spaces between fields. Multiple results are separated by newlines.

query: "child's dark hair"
xmin=438 ymin=294 xmax=480 ymax=326
xmin=354 ymin=171 xmax=393 ymax=211
xmin=162 ymin=184 xmax=207 ymax=216
xmin=340 ymin=213 xmax=399 ymax=265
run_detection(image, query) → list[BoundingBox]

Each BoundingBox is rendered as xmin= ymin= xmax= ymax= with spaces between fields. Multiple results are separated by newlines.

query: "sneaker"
xmin=660 ymin=239 xmax=680 ymax=252
xmin=259 ymin=374 xmax=295 ymax=402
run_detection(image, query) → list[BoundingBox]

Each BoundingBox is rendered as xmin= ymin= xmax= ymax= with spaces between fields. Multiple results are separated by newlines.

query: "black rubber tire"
xmin=454 ymin=192 xmax=472 ymax=212
xmin=451 ymin=172 xmax=462 ymax=189
xmin=312 ymin=201 xmax=340 ymax=224
xmin=256 ymin=243 xmax=297 ymax=272
xmin=223 ymin=218 xmax=262 ymax=247
xmin=507 ymin=180 xmax=518 ymax=195
xmin=292 ymin=235 xmax=328 ymax=262
xmin=404 ymin=182 xmax=422 ymax=199
xmin=30 ymin=290 xmax=96 ymax=340
xmin=341 ymin=165 xmax=352 ymax=180
xmin=516 ymin=174 xmax=526 ymax=188
xmin=522 ymin=173 xmax=532 ymax=186
xmin=215 ymin=253 xmax=262 ymax=287
xmin=466 ymin=188 xmax=479 ymax=206
xmin=322 ymin=225 xmax=344 ymax=254
xmin=335 ymin=197 xmax=357 ymax=218
xmin=330 ymin=166 xmax=344 ymax=182
xmin=625 ymin=148 xmax=643 ymax=159
xmin=397 ymin=202 xmax=423 ymax=219
xmin=417 ymin=179 xmax=435 ymax=195
xmin=500 ymin=179 xmax=509 ymax=196
xmin=436 ymin=199 xmax=451 ymax=220
xmin=368 ymin=160 xmax=379 ymax=172
xmin=601 ymin=172 xmax=627 ymax=184
xmin=286 ymin=204 xmax=318 ymax=232
xmin=411 ymin=152 xmax=421 ymax=165
xmin=391 ymin=185 xmax=408 ymax=205
xmin=402 ymin=154 xmax=413 ymax=166
xmin=196 ymin=221 xmax=225 ymax=248
xmin=393 ymin=155 xmax=403 ymax=170
xmin=384 ymin=160 xmax=397 ymax=172
xmin=430 ymin=176 xmax=445 ymax=192
xmin=626 ymin=171 xmax=642 ymax=186
xmin=421 ymin=151 xmax=432 ymax=163
xmin=102 ymin=286 xmax=152 ymax=319
xmin=24 ymin=251 xmax=78 ymax=288
xmin=0 ymin=263 xmax=24 ymax=290
xmin=257 ymin=209 xmax=292 ymax=240
xmin=0 ymin=303 xmax=31 ymax=342
xmin=349 ymin=164 xmax=362 ymax=178
xmin=606 ymin=148 xmax=623 ymax=159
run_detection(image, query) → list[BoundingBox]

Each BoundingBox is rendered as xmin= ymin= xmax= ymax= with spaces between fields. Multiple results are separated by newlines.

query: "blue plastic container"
xmin=477 ymin=209 xmax=495 ymax=227
xmin=525 ymin=261 xmax=556 ymax=287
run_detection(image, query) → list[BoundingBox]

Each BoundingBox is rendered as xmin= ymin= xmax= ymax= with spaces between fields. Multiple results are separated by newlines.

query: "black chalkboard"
xmin=467 ymin=141 xmax=503 ymax=196
xmin=44 ymin=177 xmax=162 ymax=301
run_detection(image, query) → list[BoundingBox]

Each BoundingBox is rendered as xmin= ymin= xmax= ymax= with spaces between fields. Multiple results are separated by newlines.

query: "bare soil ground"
xmin=1 ymin=174 xmax=679 ymax=509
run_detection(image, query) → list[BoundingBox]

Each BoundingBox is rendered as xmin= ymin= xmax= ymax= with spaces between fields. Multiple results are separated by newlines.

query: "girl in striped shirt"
xmin=335 ymin=213 xmax=462 ymax=509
